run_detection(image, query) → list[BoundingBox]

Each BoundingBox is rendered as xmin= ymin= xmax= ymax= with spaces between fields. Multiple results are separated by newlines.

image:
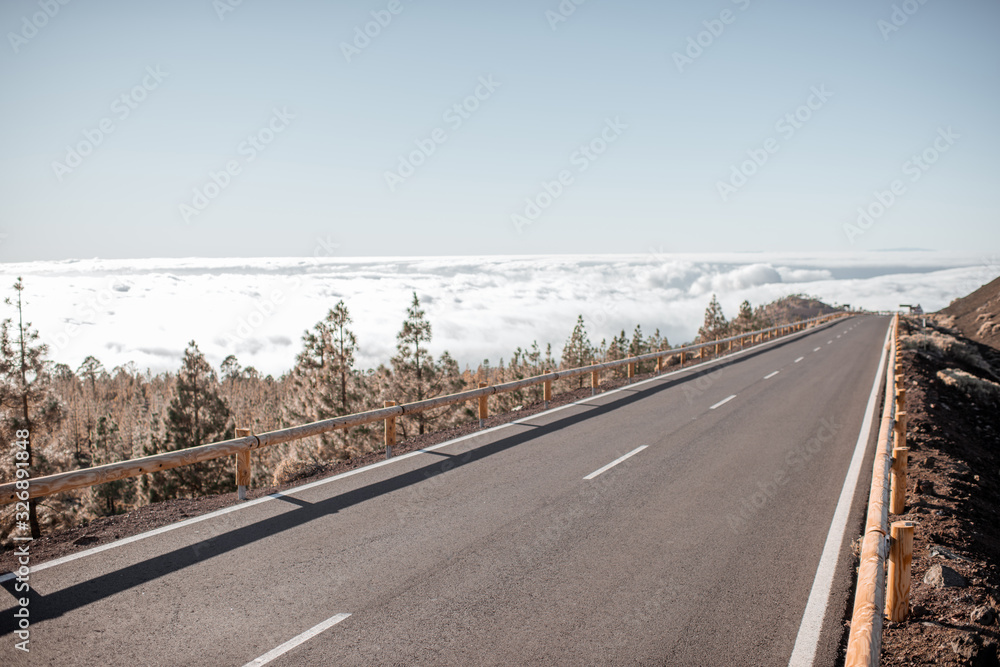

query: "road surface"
xmin=1 ymin=316 xmax=889 ymax=666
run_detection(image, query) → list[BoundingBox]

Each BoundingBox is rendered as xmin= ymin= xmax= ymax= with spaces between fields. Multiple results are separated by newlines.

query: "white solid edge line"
xmin=786 ymin=321 xmax=892 ymax=667
xmin=583 ymin=445 xmax=648 ymax=480
xmin=764 ymin=370 xmax=780 ymax=379
xmin=242 ymin=612 xmax=351 ymax=667
xmin=794 ymin=357 xmax=804 ymax=363
xmin=0 ymin=317 xmax=849 ymax=583
xmin=709 ymin=394 xmax=737 ymax=410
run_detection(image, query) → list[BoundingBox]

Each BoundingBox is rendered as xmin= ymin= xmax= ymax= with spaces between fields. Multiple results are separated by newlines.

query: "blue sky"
xmin=1 ymin=0 xmax=997 ymax=261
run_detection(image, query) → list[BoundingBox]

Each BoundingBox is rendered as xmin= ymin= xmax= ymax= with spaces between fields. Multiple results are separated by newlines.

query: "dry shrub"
xmin=977 ymin=320 xmax=1000 ymax=338
xmin=937 ymin=368 xmax=1000 ymax=403
xmin=272 ymin=458 xmax=324 ymax=485
xmin=901 ymin=331 xmax=993 ymax=374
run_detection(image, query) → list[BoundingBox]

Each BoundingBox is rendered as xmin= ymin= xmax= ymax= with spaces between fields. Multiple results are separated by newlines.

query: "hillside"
xmin=755 ymin=294 xmax=846 ymax=324
xmin=940 ymin=275 xmax=1000 ymax=350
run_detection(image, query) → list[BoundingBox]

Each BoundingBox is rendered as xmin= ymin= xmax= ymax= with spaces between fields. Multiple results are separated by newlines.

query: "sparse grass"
xmin=272 ymin=459 xmax=325 ymax=485
xmin=901 ymin=330 xmax=994 ymax=375
xmin=937 ymin=368 xmax=1000 ymax=403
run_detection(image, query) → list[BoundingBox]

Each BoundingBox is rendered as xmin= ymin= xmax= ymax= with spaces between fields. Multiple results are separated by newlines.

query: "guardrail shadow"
xmin=0 ymin=318 xmax=857 ymax=636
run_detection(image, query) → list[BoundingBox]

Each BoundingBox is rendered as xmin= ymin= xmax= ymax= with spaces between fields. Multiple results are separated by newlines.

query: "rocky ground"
xmin=875 ymin=313 xmax=1000 ymax=666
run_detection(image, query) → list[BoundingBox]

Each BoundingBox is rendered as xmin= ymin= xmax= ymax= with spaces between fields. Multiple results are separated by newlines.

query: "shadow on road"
xmin=0 ymin=322 xmax=845 ymax=635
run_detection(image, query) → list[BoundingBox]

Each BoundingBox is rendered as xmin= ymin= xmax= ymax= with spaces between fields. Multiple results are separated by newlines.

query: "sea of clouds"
xmin=0 ymin=251 xmax=995 ymax=377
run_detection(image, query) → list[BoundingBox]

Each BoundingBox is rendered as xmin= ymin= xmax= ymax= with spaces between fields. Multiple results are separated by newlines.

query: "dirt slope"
xmin=878 ymin=316 xmax=1000 ymax=666
xmin=940 ymin=275 xmax=1000 ymax=350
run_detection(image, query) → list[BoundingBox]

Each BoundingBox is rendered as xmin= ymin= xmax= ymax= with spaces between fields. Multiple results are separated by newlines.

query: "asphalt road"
xmin=1 ymin=316 xmax=890 ymax=666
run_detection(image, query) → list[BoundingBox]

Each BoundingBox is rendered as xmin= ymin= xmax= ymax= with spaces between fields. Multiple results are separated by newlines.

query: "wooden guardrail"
xmin=844 ymin=314 xmax=914 ymax=666
xmin=0 ymin=312 xmax=850 ymax=505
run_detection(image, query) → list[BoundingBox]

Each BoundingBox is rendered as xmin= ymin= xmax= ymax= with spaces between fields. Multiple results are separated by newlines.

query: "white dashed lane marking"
xmin=709 ymin=394 xmax=737 ymax=410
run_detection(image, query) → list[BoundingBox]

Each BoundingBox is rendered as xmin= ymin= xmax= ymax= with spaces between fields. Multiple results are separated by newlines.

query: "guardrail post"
xmin=591 ymin=369 xmax=599 ymax=395
xmin=544 ymin=379 xmax=552 ymax=409
xmin=656 ymin=355 xmax=663 ymax=374
xmin=478 ymin=382 xmax=488 ymax=428
xmin=886 ymin=521 xmax=915 ymax=622
xmin=627 ymin=359 xmax=635 ymax=383
xmin=384 ymin=400 xmax=396 ymax=458
xmin=891 ymin=441 xmax=908 ymax=515
xmin=677 ymin=351 xmax=684 ymax=368
xmin=235 ymin=427 xmax=251 ymax=501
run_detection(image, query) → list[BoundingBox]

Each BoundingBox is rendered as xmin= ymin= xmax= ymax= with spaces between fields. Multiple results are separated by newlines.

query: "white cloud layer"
xmin=0 ymin=251 xmax=994 ymax=377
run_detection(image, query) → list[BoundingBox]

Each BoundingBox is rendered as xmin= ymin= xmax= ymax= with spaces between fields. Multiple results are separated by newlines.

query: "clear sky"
xmin=1 ymin=0 xmax=997 ymax=261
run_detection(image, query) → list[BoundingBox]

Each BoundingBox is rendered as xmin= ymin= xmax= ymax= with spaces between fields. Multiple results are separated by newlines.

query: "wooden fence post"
xmin=891 ymin=409 xmax=908 ymax=514
xmin=591 ymin=369 xmax=599 ymax=395
xmin=886 ymin=521 xmax=915 ymax=622
xmin=544 ymin=379 xmax=552 ymax=409
xmin=478 ymin=382 xmax=488 ymax=428
xmin=235 ymin=427 xmax=251 ymax=501
xmin=384 ymin=400 xmax=396 ymax=458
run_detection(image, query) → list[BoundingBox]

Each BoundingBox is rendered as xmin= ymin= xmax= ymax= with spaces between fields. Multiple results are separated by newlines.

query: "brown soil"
xmin=941 ymin=275 xmax=1000 ymax=351
xmin=0 ymin=362 xmax=686 ymax=574
xmin=877 ymin=316 xmax=1000 ymax=666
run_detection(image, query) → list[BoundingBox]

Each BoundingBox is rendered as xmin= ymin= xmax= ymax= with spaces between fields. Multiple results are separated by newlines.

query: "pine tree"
xmin=561 ymin=315 xmax=594 ymax=388
xmin=284 ymin=301 xmax=362 ymax=459
xmin=141 ymin=341 xmax=233 ymax=501
xmin=648 ymin=328 xmax=669 ymax=353
xmin=220 ymin=354 xmax=242 ymax=382
xmin=77 ymin=356 xmax=106 ymax=391
xmin=88 ymin=415 xmax=134 ymax=515
xmin=629 ymin=325 xmax=648 ymax=373
xmin=0 ymin=278 xmax=64 ymax=537
xmin=389 ymin=293 xmax=463 ymax=437
xmin=731 ymin=299 xmax=754 ymax=334
xmin=698 ymin=294 xmax=729 ymax=342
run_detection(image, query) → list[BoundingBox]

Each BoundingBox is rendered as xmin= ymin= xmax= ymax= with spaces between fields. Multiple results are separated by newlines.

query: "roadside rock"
xmin=924 ymin=563 xmax=968 ymax=588
xmin=972 ymin=606 xmax=997 ymax=626
xmin=950 ymin=634 xmax=998 ymax=666
xmin=930 ymin=544 xmax=969 ymax=561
